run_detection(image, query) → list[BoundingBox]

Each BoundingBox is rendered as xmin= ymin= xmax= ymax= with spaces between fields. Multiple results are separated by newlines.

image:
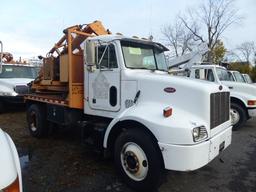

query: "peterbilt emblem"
xmin=164 ymin=87 xmax=176 ymax=93
xmin=219 ymin=85 xmax=223 ymax=90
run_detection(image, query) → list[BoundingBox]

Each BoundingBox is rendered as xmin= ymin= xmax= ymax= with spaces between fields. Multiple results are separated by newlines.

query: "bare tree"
xmin=236 ymin=41 xmax=255 ymax=63
xmin=180 ymin=0 xmax=241 ymax=62
xmin=161 ymin=20 xmax=195 ymax=57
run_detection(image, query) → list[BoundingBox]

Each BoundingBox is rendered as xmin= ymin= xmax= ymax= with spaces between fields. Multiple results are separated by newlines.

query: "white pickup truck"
xmin=228 ymin=70 xmax=246 ymax=83
xmin=241 ymin=73 xmax=254 ymax=84
xmin=0 ymin=129 xmax=22 ymax=192
xmin=189 ymin=65 xmax=256 ymax=130
xmin=0 ymin=64 xmax=39 ymax=112
xmin=229 ymin=71 xmax=255 ymax=85
xmin=0 ymin=41 xmax=39 ymax=112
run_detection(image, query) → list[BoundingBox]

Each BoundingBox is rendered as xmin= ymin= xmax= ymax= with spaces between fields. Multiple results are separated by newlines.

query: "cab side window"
xmin=195 ymin=69 xmax=200 ymax=79
xmin=97 ymin=44 xmax=118 ymax=69
xmin=206 ymin=69 xmax=215 ymax=82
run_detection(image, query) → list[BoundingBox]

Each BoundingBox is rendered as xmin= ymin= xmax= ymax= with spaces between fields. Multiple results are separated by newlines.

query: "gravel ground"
xmin=0 ymin=108 xmax=255 ymax=192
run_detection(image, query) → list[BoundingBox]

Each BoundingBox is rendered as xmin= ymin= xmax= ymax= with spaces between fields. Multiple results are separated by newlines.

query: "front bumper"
xmin=248 ymin=107 xmax=256 ymax=117
xmin=159 ymin=126 xmax=232 ymax=171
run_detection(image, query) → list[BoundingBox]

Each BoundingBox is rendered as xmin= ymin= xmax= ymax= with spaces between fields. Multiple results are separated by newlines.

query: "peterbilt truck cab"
xmin=83 ymin=35 xmax=232 ymax=189
xmin=190 ymin=65 xmax=256 ymax=130
xmin=24 ymin=22 xmax=232 ymax=191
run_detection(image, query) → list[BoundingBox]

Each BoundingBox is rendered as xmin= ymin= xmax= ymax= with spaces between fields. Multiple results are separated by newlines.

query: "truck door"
xmin=87 ymin=43 xmax=121 ymax=112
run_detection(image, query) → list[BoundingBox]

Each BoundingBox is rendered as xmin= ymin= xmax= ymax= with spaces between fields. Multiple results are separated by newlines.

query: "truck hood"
xmin=221 ymin=81 xmax=256 ymax=96
xmin=0 ymin=129 xmax=18 ymax=189
xmin=123 ymin=70 xmax=230 ymax=136
xmin=0 ymin=78 xmax=33 ymax=88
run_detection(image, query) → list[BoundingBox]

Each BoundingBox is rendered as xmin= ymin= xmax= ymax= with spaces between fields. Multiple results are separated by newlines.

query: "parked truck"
xmin=168 ymin=46 xmax=256 ymax=131
xmin=17 ymin=21 xmax=232 ymax=191
xmin=0 ymin=41 xmax=40 ymax=112
xmin=228 ymin=70 xmax=246 ymax=83
xmin=241 ymin=73 xmax=253 ymax=84
xmin=189 ymin=65 xmax=256 ymax=130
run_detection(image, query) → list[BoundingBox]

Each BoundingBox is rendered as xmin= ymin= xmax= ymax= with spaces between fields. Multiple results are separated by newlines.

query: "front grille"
xmin=210 ymin=92 xmax=230 ymax=129
xmin=14 ymin=85 xmax=29 ymax=95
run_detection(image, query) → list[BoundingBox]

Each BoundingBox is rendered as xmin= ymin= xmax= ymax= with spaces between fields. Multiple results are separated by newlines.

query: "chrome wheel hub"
xmin=230 ymin=108 xmax=240 ymax=125
xmin=121 ymin=142 xmax=148 ymax=181
xmin=30 ymin=112 xmax=37 ymax=132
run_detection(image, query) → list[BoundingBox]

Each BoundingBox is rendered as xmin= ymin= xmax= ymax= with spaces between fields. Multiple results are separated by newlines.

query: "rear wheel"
xmin=114 ymin=129 xmax=164 ymax=191
xmin=230 ymin=103 xmax=247 ymax=131
xmin=27 ymin=104 xmax=48 ymax=137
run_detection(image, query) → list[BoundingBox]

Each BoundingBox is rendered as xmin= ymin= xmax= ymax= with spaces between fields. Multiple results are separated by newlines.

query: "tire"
xmin=114 ymin=129 xmax=164 ymax=191
xmin=230 ymin=103 xmax=247 ymax=131
xmin=27 ymin=104 xmax=48 ymax=138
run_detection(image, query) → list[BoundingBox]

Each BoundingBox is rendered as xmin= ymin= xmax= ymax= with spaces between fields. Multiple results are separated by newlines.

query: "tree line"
xmin=161 ymin=0 xmax=256 ymax=81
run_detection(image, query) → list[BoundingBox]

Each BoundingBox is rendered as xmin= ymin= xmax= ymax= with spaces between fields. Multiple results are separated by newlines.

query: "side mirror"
xmin=0 ymin=41 xmax=3 ymax=74
xmin=85 ymin=40 xmax=96 ymax=72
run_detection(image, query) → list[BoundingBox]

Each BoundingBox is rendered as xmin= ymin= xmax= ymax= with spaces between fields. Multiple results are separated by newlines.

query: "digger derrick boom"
xmin=28 ymin=21 xmax=110 ymax=109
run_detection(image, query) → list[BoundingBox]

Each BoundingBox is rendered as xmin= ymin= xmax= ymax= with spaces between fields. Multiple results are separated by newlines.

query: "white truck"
xmin=0 ymin=41 xmax=39 ymax=112
xmin=189 ymin=65 xmax=256 ymax=130
xmin=22 ymin=22 xmax=232 ymax=191
xmin=228 ymin=70 xmax=246 ymax=83
xmin=0 ymin=128 xmax=22 ymax=192
xmin=241 ymin=73 xmax=253 ymax=84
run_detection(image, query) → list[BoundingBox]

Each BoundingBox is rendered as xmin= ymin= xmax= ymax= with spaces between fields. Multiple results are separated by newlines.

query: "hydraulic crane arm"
xmin=169 ymin=43 xmax=209 ymax=70
xmin=30 ymin=21 xmax=111 ymax=109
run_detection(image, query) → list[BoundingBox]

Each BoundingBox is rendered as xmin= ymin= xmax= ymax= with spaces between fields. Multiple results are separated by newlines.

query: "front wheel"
xmin=114 ymin=129 xmax=164 ymax=191
xmin=230 ymin=103 xmax=247 ymax=131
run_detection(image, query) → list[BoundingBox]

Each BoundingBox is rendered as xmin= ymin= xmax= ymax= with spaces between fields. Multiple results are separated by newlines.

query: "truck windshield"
xmin=244 ymin=74 xmax=253 ymax=83
xmin=233 ymin=71 xmax=245 ymax=83
xmin=216 ymin=68 xmax=231 ymax=81
xmin=121 ymin=41 xmax=167 ymax=71
xmin=0 ymin=65 xmax=38 ymax=79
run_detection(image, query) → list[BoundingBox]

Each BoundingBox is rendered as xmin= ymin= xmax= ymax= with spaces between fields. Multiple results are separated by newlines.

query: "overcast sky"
xmin=0 ymin=0 xmax=255 ymax=59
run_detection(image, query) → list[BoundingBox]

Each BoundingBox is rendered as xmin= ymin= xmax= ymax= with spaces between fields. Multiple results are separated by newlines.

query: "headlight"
xmin=1 ymin=176 xmax=20 ymax=192
xmin=192 ymin=126 xmax=208 ymax=142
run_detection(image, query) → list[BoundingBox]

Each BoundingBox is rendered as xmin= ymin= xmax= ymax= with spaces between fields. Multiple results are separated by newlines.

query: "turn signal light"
xmin=163 ymin=107 xmax=172 ymax=117
xmin=248 ymin=100 xmax=256 ymax=106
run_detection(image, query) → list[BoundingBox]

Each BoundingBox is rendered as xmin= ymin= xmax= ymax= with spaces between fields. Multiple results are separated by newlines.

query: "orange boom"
xmin=27 ymin=21 xmax=110 ymax=109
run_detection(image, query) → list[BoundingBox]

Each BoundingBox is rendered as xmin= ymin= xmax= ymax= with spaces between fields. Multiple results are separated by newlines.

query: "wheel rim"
xmin=30 ymin=111 xmax=37 ymax=132
xmin=230 ymin=108 xmax=240 ymax=125
xmin=120 ymin=142 xmax=148 ymax=181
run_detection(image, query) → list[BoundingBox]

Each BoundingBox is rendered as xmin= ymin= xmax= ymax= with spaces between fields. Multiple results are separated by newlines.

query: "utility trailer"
xmin=20 ymin=21 xmax=232 ymax=191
